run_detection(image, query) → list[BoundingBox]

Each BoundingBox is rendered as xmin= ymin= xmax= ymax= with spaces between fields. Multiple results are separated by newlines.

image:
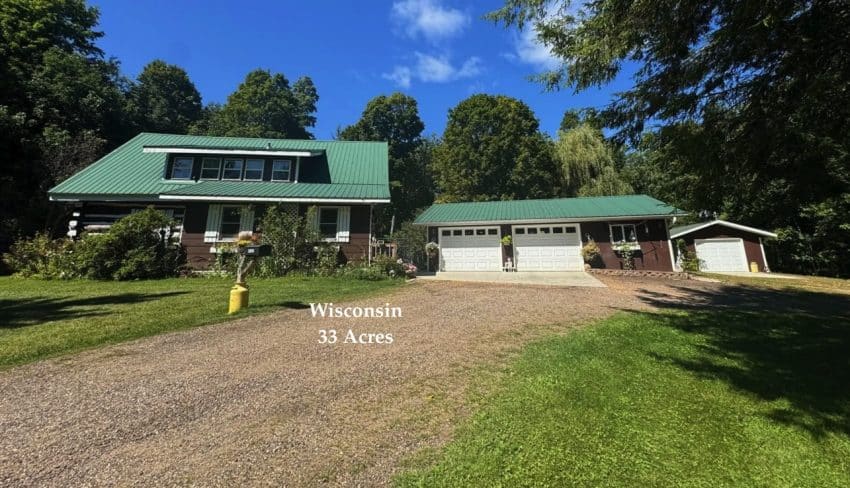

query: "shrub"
xmin=675 ymin=239 xmax=700 ymax=272
xmin=372 ymin=254 xmax=407 ymax=278
xmin=2 ymin=232 xmax=78 ymax=279
xmin=75 ymin=207 xmax=185 ymax=280
xmin=255 ymin=204 xmax=320 ymax=277
xmin=344 ymin=264 xmax=388 ymax=281
xmin=315 ymin=244 xmax=341 ymax=276
xmin=394 ymin=221 xmax=429 ymax=268
xmin=581 ymin=239 xmax=602 ymax=267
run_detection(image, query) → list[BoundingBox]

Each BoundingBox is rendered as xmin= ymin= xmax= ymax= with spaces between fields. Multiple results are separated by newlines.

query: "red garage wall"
xmin=676 ymin=224 xmax=768 ymax=271
xmin=581 ymin=219 xmax=674 ymax=272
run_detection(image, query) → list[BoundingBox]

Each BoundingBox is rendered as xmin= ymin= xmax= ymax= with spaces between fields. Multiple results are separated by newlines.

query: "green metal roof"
xmin=49 ymin=132 xmax=390 ymax=201
xmin=414 ymin=195 xmax=686 ymax=225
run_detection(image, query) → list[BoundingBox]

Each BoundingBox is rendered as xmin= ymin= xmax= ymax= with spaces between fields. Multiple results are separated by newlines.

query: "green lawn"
xmin=0 ymin=275 xmax=399 ymax=368
xmin=398 ymin=293 xmax=850 ymax=486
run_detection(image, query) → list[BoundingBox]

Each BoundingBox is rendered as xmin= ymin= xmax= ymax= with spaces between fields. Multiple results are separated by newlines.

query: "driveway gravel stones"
xmin=0 ymin=277 xmax=720 ymax=486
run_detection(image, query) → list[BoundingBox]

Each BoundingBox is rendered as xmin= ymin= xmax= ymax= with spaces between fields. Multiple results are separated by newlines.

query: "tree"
xmin=555 ymin=123 xmax=631 ymax=196
xmin=338 ymin=93 xmax=432 ymax=228
xmin=0 ymin=0 xmax=129 ymax=240
xmin=491 ymin=0 xmax=850 ymax=276
xmin=127 ymin=60 xmax=202 ymax=133
xmin=199 ymin=69 xmax=319 ymax=139
xmin=432 ymin=94 xmax=558 ymax=202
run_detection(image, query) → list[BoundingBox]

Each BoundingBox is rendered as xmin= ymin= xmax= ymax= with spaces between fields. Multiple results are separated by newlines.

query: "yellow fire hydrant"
xmin=228 ymin=282 xmax=249 ymax=314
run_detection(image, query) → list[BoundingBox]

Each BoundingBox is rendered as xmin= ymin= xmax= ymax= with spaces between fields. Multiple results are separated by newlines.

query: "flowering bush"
xmin=402 ymin=261 xmax=417 ymax=278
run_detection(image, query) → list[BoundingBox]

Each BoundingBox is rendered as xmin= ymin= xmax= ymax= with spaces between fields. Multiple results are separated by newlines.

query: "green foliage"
xmin=194 ymin=69 xmax=318 ymax=139
xmin=127 ymin=60 xmax=202 ymax=133
xmin=675 ymin=239 xmax=700 ymax=273
xmin=4 ymin=208 xmax=185 ymax=280
xmin=580 ymin=239 xmax=601 ymax=266
xmin=619 ymin=247 xmax=635 ymax=271
xmin=555 ymin=123 xmax=632 ymax=196
xmin=255 ymin=204 xmax=320 ymax=277
xmin=394 ymin=220 xmax=429 ymax=268
xmin=74 ymin=208 xmax=185 ymax=280
xmin=491 ymin=0 xmax=850 ymax=276
xmin=338 ymin=93 xmax=433 ymax=230
xmin=500 ymin=234 xmax=512 ymax=247
xmin=314 ymin=245 xmax=341 ymax=276
xmin=398 ymin=307 xmax=850 ymax=486
xmin=0 ymin=275 xmax=400 ymax=367
xmin=2 ymin=232 xmax=77 ymax=279
xmin=432 ymin=94 xmax=558 ymax=202
xmin=371 ymin=254 xmax=407 ymax=278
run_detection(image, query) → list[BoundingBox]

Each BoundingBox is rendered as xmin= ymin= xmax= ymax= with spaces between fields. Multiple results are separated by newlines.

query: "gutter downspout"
xmin=759 ymin=237 xmax=769 ymax=272
xmin=665 ymin=218 xmax=678 ymax=272
xmin=294 ymin=156 xmax=300 ymax=183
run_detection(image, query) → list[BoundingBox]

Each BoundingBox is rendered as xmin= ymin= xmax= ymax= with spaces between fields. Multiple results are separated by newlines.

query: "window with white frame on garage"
xmin=610 ymin=223 xmax=638 ymax=246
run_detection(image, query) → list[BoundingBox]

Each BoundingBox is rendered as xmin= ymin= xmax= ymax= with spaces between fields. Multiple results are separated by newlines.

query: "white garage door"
xmin=439 ymin=227 xmax=502 ymax=271
xmin=513 ymin=224 xmax=583 ymax=271
xmin=695 ymin=238 xmax=748 ymax=272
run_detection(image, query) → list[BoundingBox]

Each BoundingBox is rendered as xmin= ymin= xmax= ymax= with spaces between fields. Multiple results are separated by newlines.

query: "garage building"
xmin=669 ymin=220 xmax=777 ymax=272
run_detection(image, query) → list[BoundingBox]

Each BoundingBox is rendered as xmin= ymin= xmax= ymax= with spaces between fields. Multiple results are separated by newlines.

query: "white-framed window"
xmin=222 ymin=158 xmax=244 ymax=180
xmin=171 ymin=157 xmax=193 ymax=179
xmin=610 ymin=223 xmax=638 ymax=248
xmin=200 ymin=158 xmax=221 ymax=180
xmin=271 ymin=159 xmax=291 ymax=181
xmin=219 ymin=206 xmax=242 ymax=240
xmin=318 ymin=207 xmax=338 ymax=238
xmin=244 ymin=159 xmax=265 ymax=180
xmin=313 ymin=206 xmax=350 ymax=243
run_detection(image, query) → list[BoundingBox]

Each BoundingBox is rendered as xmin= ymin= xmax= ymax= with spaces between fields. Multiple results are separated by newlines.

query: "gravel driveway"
xmin=0 ymin=277 xmax=717 ymax=486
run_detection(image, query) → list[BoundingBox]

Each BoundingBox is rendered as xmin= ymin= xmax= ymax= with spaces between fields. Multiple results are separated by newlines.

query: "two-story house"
xmin=48 ymin=133 xmax=390 ymax=269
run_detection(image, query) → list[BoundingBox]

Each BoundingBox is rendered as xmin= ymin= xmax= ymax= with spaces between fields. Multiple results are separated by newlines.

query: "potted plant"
xmin=581 ymin=238 xmax=602 ymax=270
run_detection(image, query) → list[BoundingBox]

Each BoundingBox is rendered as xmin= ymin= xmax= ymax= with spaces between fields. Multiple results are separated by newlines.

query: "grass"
xmin=701 ymin=272 xmax=850 ymax=295
xmin=0 ymin=275 xmax=399 ymax=368
xmin=397 ymin=292 xmax=850 ymax=486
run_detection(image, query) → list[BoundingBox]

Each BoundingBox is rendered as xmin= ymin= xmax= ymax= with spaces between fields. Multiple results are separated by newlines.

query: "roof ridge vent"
xmin=265 ymin=142 xmax=271 ymax=150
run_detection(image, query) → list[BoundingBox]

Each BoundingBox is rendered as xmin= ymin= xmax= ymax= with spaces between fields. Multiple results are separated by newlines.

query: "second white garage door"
xmin=513 ymin=224 xmax=583 ymax=271
xmin=439 ymin=227 xmax=502 ymax=271
xmin=694 ymin=238 xmax=748 ymax=272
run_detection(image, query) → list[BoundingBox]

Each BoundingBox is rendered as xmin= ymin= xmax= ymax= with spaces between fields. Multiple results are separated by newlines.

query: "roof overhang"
xmin=414 ymin=214 xmax=686 ymax=227
xmin=670 ymin=219 xmax=778 ymax=239
xmin=142 ymin=146 xmax=321 ymax=157
xmin=158 ymin=194 xmax=389 ymax=204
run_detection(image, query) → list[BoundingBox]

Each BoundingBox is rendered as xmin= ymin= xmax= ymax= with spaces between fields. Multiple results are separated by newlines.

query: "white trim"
xmin=511 ymin=223 xmax=583 ymax=272
xmin=294 ymin=156 xmax=300 ymax=183
xmin=51 ymin=195 xmax=157 ymax=202
xmin=158 ymin=194 xmax=389 ymax=203
xmin=670 ymin=219 xmax=777 ymax=239
xmin=143 ymin=147 xmax=318 ymax=157
xmin=315 ymin=206 xmax=351 ymax=243
xmin=759 ymin=237 xmax=770 ymax=272
xmin=437 ymin=226 xmax=502 ymax=272
xmin=271 ymin=159 xmax=292 ymax=181
xmin=200 ymin=157 xmax=222 ymax=180
xmin=170 ymin=157 xmax=194 ymax=180
xmin=608 ymin=222 xmax=639 ymax=250
xmin=695 ymin=238 xmax=749 ymax=272
xmin=221 ymin=158 xmax=244 ymax=181
xmin=665 ymin=219 xmax=679 ymax=271
xmin=243 ymin=159 xmax=265 ymax=181
xmin=415 ymin=214 xmax=687 ymax=227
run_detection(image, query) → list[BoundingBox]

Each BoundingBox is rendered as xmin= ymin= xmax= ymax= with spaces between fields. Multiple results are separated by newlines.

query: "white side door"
xmin=513 ymin=224 xmax=583 ymax=271
xmin=439 ymin=227 xmax=502 ymax=271
xmin=694 ymin=238 xmax=748 ymax=272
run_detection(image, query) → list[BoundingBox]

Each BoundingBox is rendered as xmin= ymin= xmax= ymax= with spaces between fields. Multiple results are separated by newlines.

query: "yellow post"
xmin=750 ymin=261 xmax=759 ymax=273
xmin=228 ymin=282 xmax=249 ymax=314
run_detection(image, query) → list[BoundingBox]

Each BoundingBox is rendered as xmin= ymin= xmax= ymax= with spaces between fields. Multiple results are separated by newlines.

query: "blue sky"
xmin=92 ymin=0 xmax=635 ymax=139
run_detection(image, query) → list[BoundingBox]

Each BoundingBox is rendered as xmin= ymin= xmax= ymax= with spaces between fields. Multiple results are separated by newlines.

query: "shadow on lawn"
xmin=0 ymin=292 xmax=189 ymax=329
xmin=634 ymin=283 xmax=850 ymax=439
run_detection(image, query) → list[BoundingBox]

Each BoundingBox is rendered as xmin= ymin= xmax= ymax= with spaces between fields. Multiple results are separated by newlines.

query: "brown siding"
xmin=581 ymin=219 xmax=674 ymax=271
xmin=677 ymin=224 xmax=767 ymax=271
xmin=338 ymin=204 xmax=371 ymax=263
xmin=181 ymin=203 xmax=214 ymax=270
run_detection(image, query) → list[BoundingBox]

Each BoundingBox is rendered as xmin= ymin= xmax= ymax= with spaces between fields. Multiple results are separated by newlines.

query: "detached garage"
xmin=670 ymin=220 xmax=777 ymax=272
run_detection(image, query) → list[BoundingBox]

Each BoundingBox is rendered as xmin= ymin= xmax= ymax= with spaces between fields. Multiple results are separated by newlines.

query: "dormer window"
xmin=271 ymin=159 xmax=291 ymax=181
xmin=200 ymin=158 xmax=221 ymax=180
xmin=171 ymin=157 xmax=193 ymax=179
xmin=244 ymin=159 xmax=264 ymax=181
xmin=222 ymin=159 xmax=244 ymax=180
